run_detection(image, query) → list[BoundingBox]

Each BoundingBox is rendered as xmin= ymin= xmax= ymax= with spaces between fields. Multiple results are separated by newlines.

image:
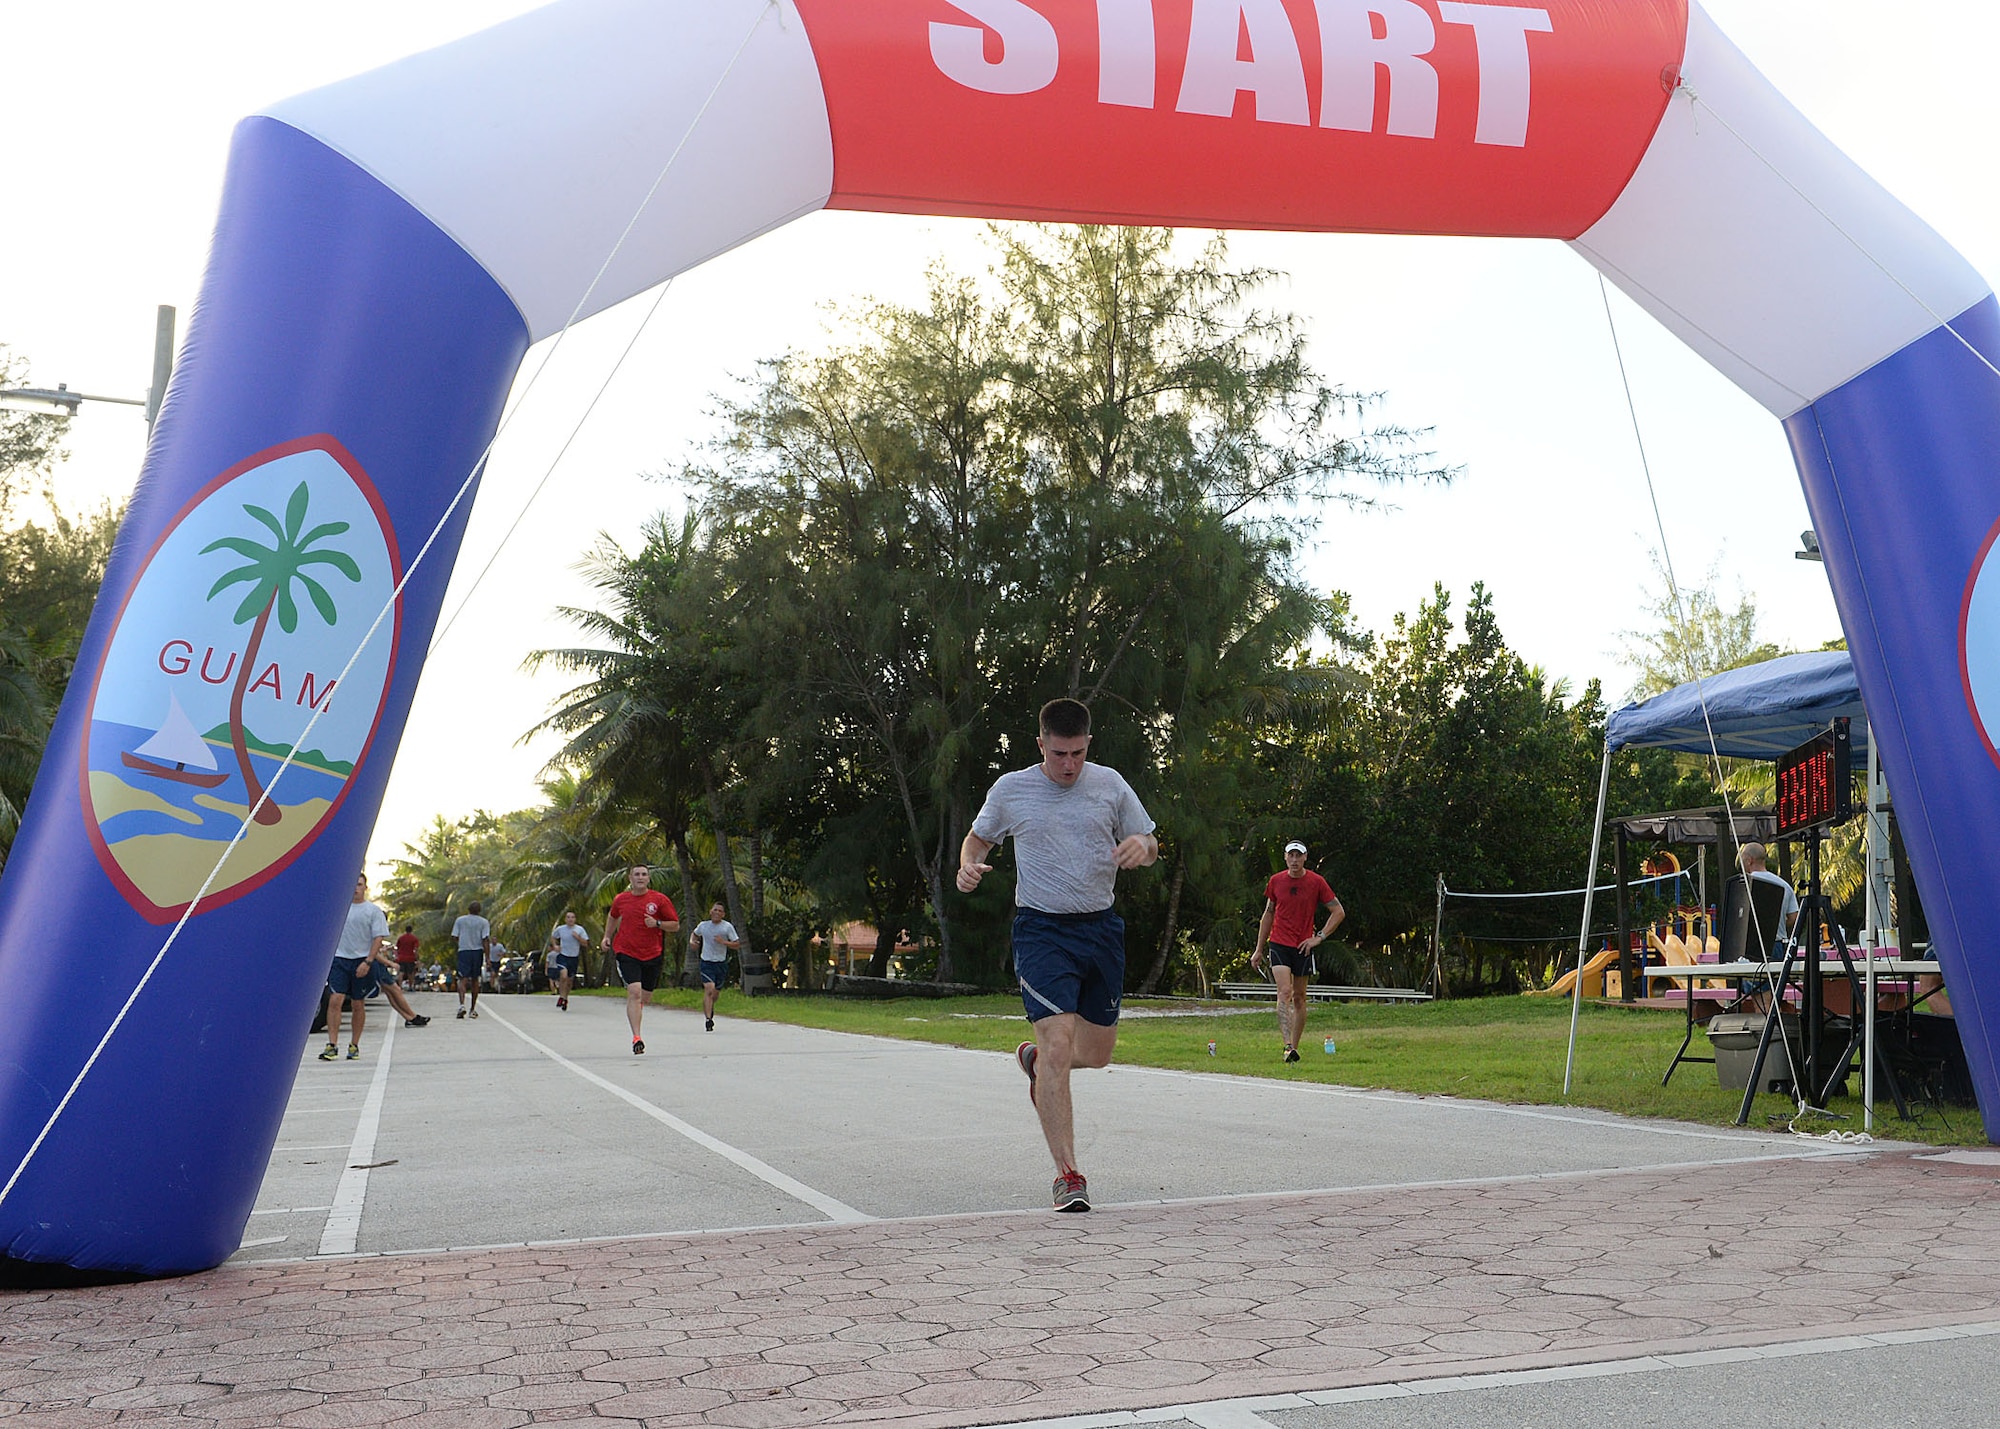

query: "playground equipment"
xmin=5 ymin=0 xmax=2000 ymax=1276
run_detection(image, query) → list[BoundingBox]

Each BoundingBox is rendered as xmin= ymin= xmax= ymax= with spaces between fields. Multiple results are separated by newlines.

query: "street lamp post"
xmin=0 ymin=305 xmax=176 ymax=431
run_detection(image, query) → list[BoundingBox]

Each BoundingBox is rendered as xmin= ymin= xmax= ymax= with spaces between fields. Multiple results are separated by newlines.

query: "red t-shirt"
xmin=1266 ymin=871 xmax=1337 ymax=948
xmin=609 ymin=889 xmax=677 ymax=959
xmin=395 ymin=933 xmax=419 ymax=964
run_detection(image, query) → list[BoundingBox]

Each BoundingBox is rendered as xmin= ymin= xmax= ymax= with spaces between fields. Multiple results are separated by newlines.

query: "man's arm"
xmin=1251 ymin=898 xmax=1277 ymax=972
xmin=958 ymin=831 xmax=997 ymax=892
xmin=1307 ymin=896 xmax=1345 ymax=947
xmin=603 ymin=910 xmax=620 ymax=952
xmin=722 ymin=925 xmax=742 ymax=949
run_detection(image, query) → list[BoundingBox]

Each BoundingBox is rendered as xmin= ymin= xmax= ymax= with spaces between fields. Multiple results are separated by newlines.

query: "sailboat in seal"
xmin=121 ymin=691 xmax=229 ymax=789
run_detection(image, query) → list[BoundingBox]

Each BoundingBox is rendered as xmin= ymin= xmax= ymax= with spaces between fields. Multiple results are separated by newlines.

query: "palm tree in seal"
xmin=200 ymin=480 xmax=360 ymax=825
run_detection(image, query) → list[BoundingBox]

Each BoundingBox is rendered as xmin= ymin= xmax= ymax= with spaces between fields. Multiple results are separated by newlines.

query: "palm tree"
xmin=201 ymin=481 xmax=360 ymax=823
xmin=497 ymin=770 xmax=650 ymax=983
xmin=526 ymin=515 xmax=721 ymax=941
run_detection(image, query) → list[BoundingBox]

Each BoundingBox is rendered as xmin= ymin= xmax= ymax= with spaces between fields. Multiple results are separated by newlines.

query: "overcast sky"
xmin=5 ymin=2 xmax=1998 ymax=879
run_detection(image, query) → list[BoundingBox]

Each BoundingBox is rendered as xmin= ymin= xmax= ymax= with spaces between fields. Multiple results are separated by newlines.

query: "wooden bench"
xmin=1215 ymin=982 xmax=1432 ymax=1003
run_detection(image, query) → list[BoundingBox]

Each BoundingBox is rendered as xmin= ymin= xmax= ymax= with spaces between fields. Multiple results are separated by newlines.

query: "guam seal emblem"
xmin=81 ymin=436 xmax=402 ymax=922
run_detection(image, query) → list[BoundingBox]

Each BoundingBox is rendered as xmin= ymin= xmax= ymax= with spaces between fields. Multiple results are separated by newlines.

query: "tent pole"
xmin=1864 ymin=721 xmax=1887 ymax=1134
xmin=1615 ymin=825 xmax=1633 ymax=1001
xmin=1564 ymin=740 xmax=1615 ymax=1097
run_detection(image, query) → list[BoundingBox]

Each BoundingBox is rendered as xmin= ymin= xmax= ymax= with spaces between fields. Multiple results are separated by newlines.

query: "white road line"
xmin=236 ymin=1235 xmax=287 ymax=1250
xmin=251 ymin=1205 xmax=332 ymax=1215
xmin=982 ymin=1319 xmax=2000 ymax=1427
xmin=317 ymin=1018 xmax=397 ymax=1256
xmin=484 ymin=1006 xmax=869 ymax=1225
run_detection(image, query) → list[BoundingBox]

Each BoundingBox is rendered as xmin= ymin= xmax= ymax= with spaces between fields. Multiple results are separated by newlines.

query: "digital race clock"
xmin=1774 ymin=718 xmax=1854 ymax=837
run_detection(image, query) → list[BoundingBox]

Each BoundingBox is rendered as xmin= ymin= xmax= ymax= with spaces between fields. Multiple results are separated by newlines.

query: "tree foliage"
xmin=1 ymin=345 xmax=116 ymax=867
xmin=535 ymin=226 xmax=1446 ymax=990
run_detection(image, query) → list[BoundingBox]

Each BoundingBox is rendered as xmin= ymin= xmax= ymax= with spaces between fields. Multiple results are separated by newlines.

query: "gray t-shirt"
xmin=336 ymin=901 xmax=390 ymax=963
xmin=1750 ymin=870 xmax=1801 ymax=953
xmin=550 ymin=923 xmax=589 ymax=959
xmin=971 ymin=762 xmax=1155 ymax=915
xmin=692 ymin=920 xmax=738 ymax=962
xmin=452 ymin=913 xmax=491 ymax=951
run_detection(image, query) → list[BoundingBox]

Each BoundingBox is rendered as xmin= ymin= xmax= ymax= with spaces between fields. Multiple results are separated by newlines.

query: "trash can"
xmin=1708 ymin=1010 xmax=1796 ymax=1093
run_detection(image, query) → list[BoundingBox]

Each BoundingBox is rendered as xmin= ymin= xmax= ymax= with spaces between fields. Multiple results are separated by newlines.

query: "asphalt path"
xmin=236 ymin=987 xmax=1867 ymax=1266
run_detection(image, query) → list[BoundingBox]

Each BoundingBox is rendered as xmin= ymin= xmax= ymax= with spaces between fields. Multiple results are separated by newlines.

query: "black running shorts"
xmin=1268 ymin=943 xmax=1312 ymax=977
xmin=615 ymin=953 xmax=663 ymax=991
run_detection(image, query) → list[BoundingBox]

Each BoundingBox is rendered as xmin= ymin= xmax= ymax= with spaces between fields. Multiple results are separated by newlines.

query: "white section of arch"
xmin=262 ymin=0 xmax=834 ymax=342
xmin=1573 ymin=3 xmax=1989 ymax=417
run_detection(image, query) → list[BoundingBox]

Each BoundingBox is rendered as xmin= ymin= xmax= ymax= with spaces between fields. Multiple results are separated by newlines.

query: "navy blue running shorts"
xmin=327 ymin=958 xmax=378 ymax=999
xmin=1013 ymin=908 xmax=1125 ymax=1027
xmin=698 ymin=959 xmax=727 ymax=988
xmin=456 ymin=950 xmax=483 ymax=981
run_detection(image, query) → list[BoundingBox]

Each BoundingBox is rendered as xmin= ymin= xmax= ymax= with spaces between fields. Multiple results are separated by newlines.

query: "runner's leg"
xmin=1029 ymin=1013 xmax=1118 ymax=1172
xmin=1271 ymin=966 xmax=1297 ymax=1049
xmin=1290 ymin=973 xmax=1309 ymax=1051
xmin=324 ymin=992 xmax=346 ymax=1046
xmin=626 ymin=980 xmax=646 ymax=1040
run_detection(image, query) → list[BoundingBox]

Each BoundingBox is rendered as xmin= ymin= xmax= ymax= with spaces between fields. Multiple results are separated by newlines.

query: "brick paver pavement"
xmin=3 ymin=1148 xmax=1997 ymax=1427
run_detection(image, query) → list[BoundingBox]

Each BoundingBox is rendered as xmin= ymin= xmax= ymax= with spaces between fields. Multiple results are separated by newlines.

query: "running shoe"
xmin=1016 ymin=1040 xmax=1038 ymax=1107
xmin=455 ymin=1008 xmax=466 ymax=1019
xmin=705 ymin=1017 xmax=714 ymax=1032
xmin=1283 ymin=1047 xmax=1300 ymax=1063
xmin=405 ymin=1015 xmax=431 ymax=1028
xmin=317 ymin=1044 xmax=339 ymax=1061
xmin=633 ymin=1038 xmax=645 ymax=1055
xmin=345 ymin=1045 xmax=361 ymax=1060
xmin=468 ymin=1010 xmax=478 ymax=1018
xmin=557 ymin=996 xmax=568 ymax=1011
xmin=1052 ymin=1170 xmax=1090 ymax=1212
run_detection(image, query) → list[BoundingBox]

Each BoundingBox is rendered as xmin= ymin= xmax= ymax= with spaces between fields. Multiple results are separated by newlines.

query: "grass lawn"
xmin=577 ymin=985 xmax=1988 ymax=1147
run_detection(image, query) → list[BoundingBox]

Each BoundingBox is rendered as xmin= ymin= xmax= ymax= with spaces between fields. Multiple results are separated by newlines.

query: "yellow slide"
xmin=1539 ymin=946 xmax=1619 ymax=997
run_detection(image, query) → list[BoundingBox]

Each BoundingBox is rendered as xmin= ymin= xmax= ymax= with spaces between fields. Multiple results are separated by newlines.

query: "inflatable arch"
xmin=2 ymin=0 xmax=1997 ymax=1276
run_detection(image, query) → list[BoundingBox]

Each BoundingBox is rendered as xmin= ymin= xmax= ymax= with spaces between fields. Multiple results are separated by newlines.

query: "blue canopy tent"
xmin=1606 ymin=650 xmax=1867 ymax=761
xmin=1563 ymin=650 xmax=1892 ymax=1097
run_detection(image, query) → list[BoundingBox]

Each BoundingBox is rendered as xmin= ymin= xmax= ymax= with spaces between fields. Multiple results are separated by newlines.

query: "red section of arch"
xmin=792 ymin=0 xmax=1686 ymax=239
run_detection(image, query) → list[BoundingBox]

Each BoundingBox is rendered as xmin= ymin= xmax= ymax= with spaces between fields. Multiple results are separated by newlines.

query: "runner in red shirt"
xmin=603 ymin=864 xmax=679 ymax=1055
xmin=1252 ymin=841 xmax=1344 ymax=1063
xmin=394 ymin=925 xmax=420 ymax=985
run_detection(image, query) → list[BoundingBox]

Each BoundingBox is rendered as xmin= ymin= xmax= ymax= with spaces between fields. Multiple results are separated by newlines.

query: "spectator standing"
xmin=394 ymin=924 xmax=420 ymax=986
xmin=321 ymin=874 xmax=390 ymax=1062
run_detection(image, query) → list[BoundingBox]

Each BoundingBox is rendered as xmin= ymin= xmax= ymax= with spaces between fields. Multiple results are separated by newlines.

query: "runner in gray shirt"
xmin=959 ymin=698 xmax=1157 ymax=1212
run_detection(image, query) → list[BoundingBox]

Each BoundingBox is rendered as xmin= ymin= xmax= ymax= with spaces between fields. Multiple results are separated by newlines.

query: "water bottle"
xmin=1207 ymin=1040 xmax=1217 ymax=1056
xmin=1323 ymin=1037 xmax=1337 ymax=1054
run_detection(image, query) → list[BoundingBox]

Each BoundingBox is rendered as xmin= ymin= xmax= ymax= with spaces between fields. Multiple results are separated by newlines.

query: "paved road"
xmin=6 ymin=991 xmax=1997 ymax=1426
xmin=243 ymin=988 xmax=1847 ymax=1264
